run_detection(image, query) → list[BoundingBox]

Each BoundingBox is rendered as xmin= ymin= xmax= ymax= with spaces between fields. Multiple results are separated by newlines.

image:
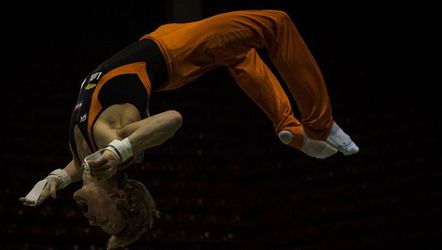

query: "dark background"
xmin=2 ymin=1 xmax=441 ymax=249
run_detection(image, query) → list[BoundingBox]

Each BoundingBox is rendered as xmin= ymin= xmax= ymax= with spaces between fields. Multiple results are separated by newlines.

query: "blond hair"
xmin=107 ymin=174 xmax=159 ymax=249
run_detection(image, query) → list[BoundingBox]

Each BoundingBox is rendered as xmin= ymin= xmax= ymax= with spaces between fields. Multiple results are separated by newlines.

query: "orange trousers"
xmin=143 ymin=10 xmax=333 ymax=149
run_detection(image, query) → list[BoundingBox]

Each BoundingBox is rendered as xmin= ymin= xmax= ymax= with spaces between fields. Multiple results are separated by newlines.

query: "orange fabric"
xmin=143 ymin=10 xmax=333 ymax=148
xmin=88 ymin=62 xmax=152 ymax=151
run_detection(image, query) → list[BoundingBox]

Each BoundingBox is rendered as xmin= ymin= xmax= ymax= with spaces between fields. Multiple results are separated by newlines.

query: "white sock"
xmin=326 ymin=122 xmax=359 ymax=155
xmin=278 ymin=130 xmax=338 ymax=159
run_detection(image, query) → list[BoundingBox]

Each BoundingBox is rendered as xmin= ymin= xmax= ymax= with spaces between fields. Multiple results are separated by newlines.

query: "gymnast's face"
xmin=73 ymin=181 xmax=126 ymax=235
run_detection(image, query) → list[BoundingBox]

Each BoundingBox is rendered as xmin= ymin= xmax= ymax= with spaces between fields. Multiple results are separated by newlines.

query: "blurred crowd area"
xmin=1 ymin=1 xmax=440 ymax=249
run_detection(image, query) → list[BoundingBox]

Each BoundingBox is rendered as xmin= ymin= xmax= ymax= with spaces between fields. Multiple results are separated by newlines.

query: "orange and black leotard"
xmin=69 ymin=38 xmax=167 ymax=163
xmin=70 ymin=10 xmax=335 ymax=161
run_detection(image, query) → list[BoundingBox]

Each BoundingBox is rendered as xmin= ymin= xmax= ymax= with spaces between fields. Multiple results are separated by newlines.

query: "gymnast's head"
xmin=73 ymin=173 xmax=159 ymax=249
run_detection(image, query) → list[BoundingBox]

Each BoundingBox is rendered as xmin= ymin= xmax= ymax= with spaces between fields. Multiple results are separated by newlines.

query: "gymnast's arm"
xmin=64 ymin=158 xmax=83 ymax=183
xmin=120 ymin=110 xmax=183 ymax=156
xmin=85 ymin=110 xmax=183 ymax=177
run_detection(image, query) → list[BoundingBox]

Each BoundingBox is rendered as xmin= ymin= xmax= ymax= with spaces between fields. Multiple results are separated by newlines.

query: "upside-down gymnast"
xmin=20 ymin=10 xmax=359 ymax=249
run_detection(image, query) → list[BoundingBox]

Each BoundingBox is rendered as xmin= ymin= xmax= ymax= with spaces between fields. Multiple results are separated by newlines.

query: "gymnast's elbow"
xmin=164 ymin=110 xmax=183 ymax=134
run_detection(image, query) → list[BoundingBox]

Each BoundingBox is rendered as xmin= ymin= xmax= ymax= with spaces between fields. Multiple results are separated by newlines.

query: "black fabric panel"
xmin=98 ymin=74 xmax=148 ymax=116
xmin=98 ymin=39 xmax=167 ymax=91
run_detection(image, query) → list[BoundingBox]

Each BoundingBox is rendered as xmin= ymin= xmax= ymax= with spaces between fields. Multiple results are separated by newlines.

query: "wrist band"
xmin=49 ymin=169 xmax=72 ymax=189
xmin=107 ymin=138 xmax=133 ymax=162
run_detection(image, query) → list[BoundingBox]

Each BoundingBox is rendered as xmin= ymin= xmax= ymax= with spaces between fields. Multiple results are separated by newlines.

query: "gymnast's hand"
xmin=19 ymin=168 xmax=72 ymax=206
xmin=85 ymin=149 xmax=122 ymax=180
xmin=19 ymin=176 xmax=60 ymax=206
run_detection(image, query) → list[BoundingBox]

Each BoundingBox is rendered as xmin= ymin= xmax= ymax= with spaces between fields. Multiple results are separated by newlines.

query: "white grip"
xmin=23 ymin=168 xmax=72 ymax=206
xmin=82 ymin=149 xmax=107 ymax=178
xmin=24 ymin=179 xmax=48 ymax=206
